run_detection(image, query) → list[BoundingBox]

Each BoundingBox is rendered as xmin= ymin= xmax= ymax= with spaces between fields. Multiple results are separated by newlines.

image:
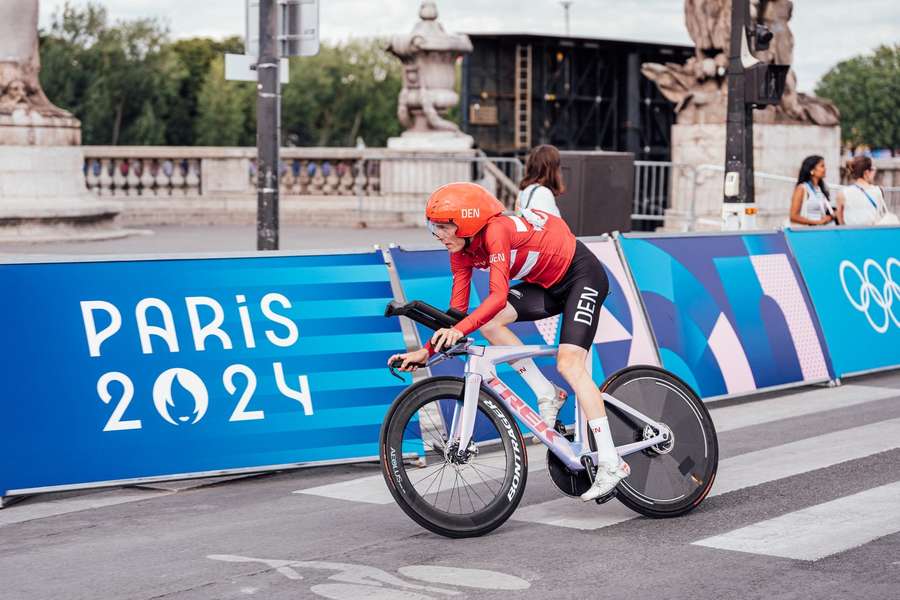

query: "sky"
xmin=37 ymin=0 xmax=900 ymax=93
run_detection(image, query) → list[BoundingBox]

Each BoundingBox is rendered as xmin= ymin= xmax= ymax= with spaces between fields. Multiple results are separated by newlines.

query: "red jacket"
xmin=442 ymin=210 xmax=576 ymax=339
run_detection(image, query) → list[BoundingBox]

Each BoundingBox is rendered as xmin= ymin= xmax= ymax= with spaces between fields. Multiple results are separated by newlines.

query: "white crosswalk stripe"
xmin=295 ymin=449 xmax=548 ymax=504
xmin=514 ymin=416 xmax=900 ymax=530
xmin=0 ymin=489 xmax=169 ymax=527
xmin=693 ymin=481 xmax=900 ymax=561
xmin=710 ymin=384 xmax=897 ymax=432
xmin=294 ymin=382 xmax=900 ymax=561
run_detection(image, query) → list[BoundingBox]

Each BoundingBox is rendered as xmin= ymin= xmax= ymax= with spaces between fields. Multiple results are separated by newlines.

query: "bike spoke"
xmin=410 ymin=463 xmax=448 ymax=488
xmin=457 ymin=469 xmax=488 ymax=509
xmin=466 ymin=463 xmax=502 ymax=496
xmin=459 ymin=472 xmax=478 ymax=512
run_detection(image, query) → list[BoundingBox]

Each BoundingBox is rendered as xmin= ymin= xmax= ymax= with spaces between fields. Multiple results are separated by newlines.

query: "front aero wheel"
xmin=380 ymin=376 xmax=528 ymax=538
xmin=601 ymin=366 xmax=718 ymax=518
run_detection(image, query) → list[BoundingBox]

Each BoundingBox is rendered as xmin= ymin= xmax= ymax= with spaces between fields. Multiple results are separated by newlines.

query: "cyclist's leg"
xmin=554 ymin=242 xmax=610 ymax=422
xmin=480 ymin=284 xmax=566 ymax=424
xmin=477 ymin=301 xmax=521 ymax=345
xmin=551 ymin=243 xmax=627 ymax=498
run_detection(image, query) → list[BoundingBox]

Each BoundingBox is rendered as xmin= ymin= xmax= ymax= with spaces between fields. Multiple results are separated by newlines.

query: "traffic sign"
xmin=246 ymin=0 xmax=320 ymax=58
xmin=224 ymin=53 xmax=289 ymax=83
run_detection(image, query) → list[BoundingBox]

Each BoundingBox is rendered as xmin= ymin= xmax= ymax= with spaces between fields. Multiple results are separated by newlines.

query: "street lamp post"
xmin=256 ymin=0 xmax=280 ymax=251
xmin=560 ymin=1 xmax=573 ymax=36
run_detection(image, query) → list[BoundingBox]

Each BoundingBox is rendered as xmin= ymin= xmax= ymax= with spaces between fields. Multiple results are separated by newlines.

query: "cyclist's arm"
xmin=453 ymin=226 xmax=511 ymax=335
xmin=424 ymin=254 xmax=474 ymax=356
xmin=448 ymin=252 xmax=473 ymax=313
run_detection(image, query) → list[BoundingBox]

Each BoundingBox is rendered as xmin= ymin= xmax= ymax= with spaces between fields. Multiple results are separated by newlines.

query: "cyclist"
xmin=388 ymin=182 xmax=629 ymax=501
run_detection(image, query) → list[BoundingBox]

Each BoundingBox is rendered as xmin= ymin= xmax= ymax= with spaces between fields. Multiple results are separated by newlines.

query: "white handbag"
xmin=876 ymin=211 xmax=900 ymax=226
xmin=858 ymin=184 xmax=900 ymax=225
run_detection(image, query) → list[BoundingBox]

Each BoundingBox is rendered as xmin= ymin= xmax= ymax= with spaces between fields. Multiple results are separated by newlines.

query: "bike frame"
xmin=440 ymin=341 xmax=672 ymax=472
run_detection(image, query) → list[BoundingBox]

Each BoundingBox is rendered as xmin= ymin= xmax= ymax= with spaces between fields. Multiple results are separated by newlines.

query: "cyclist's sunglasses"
xmin=426 ymin=220 xmax=456 ymax=238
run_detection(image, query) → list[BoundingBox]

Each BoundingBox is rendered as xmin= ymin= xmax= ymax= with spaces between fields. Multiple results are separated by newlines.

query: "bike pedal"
xmin=553 ymin=419 xmax=567 ymax=435
xmin=594 ymin=489 xmax=617 ymax=505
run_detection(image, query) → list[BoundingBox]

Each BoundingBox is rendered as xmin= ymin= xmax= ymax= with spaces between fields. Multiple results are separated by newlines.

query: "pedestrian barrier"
xmin=0 ymin=250 xmax=411 ymax=503
xmin=785 ymin=225 xmax=900 ymax=378
xmin=619 ymin=231 xmax=833 ymax=399
xmin=2 ymin=226 xmax=898 ymax=503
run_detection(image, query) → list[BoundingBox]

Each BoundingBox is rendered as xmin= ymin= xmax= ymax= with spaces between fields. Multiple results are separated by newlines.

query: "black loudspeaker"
xmin=556 ymin=151 xmax=634 ymax=236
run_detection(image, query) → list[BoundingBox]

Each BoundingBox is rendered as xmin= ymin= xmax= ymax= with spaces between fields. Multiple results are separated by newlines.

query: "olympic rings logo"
xmin=839 ymin=257 xmax=900 ymax=333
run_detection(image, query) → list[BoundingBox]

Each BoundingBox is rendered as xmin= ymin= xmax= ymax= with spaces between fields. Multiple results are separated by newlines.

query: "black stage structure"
xmin=460 ymin=33 xmax=693 ymax=161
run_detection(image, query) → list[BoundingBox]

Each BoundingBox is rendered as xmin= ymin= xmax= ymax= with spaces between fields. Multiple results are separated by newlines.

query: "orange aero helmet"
xmin=425 ymin=182 xmax=505 ymax=238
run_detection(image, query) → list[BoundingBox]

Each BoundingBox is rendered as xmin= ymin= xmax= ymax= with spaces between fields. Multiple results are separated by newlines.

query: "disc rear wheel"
xmin=601 ymin=366 xmax=718 ymax=517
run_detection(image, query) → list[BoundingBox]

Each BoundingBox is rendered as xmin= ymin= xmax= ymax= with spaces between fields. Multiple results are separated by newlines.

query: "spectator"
xmin=789 ymin=155 xmax=836 ymax=226
xmin=517 ymin=145 xmax=564 ymax=219
xmin=837 ymin=156 xmax=891 ymax=226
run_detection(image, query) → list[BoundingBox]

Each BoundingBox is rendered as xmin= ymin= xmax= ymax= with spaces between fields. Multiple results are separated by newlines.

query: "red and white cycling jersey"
xmin=447 ymin=210 xmax=576 ymax=336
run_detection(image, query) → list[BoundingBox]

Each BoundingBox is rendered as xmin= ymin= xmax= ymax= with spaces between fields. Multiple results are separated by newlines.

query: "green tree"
xmin=816 ymin=44 xmax=900 ymax=153
xmin=281 ymin=38 xmax=403 ymax=147
xmin=194 ymin=56 xmax=255 ymax=146
xmin=39 ymin=1 xmax=184 ymax=145
xmin=168 ymin=36 xmax=245 ymax=145
xmin=40 ymin=4 xmax=410 ymax=148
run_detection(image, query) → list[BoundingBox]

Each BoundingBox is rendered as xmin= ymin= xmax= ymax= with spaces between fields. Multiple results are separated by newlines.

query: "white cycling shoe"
xmin=537 ymin=385 xmax=568 ymax=428
xmin=580 ymin=459 xmax=630 ymax=502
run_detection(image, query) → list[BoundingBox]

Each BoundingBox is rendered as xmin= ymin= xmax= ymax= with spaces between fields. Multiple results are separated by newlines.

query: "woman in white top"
xmin=516 ymin=144 xmax=564 ymax=219
xmin=789 ymin=155 xmax=836 ymax=226
xmin=837 ymin=155 xmax=885 ymax=226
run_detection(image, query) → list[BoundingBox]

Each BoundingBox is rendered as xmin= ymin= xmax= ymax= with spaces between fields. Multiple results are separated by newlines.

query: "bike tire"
xmin=600 ymin=365 xmax=718 ymax=518
xmin=380 ymin=376 xmax=528 ymax=538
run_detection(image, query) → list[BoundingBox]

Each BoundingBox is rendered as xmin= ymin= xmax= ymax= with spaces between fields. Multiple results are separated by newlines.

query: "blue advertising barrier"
xmin=0 ymin=251 xmax=414 ymax=500
xmin=619 ymin=232 xmax=832 ymax=399
xmin=785 ymin=226 xmax=900 ymax=378
xmin=387 ymin=240 xmax=659 ymax=435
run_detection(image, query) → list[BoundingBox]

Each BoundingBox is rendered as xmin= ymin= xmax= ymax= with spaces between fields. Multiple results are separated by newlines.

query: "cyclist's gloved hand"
xmin=388 ymin=348 xmax=429 ymax=371
xmin=431 ymin=327 xmax=464 ymax=353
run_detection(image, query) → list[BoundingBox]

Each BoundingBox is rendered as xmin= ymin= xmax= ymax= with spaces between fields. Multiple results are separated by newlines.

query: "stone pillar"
xmin=665 ymin=123 xmax=842 ymax=230
xmin=0 ymin=0 xmax=127 ymax=242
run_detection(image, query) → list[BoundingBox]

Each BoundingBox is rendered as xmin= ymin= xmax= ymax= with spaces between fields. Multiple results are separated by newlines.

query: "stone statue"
xmin=0 ymin=0 xmax=124 ymax=241
xmin=387 ymin=1 xmax=473 ymax=139
xmin=0 ymin=0 xmax=72 ymax=118
xmin=642 ymin=0 xmax=839 ymax=126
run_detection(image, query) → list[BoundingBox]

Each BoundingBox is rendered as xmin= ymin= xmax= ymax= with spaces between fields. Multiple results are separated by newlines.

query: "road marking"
xmin=709 ymin=384 xmax=898 ymax=432
xmin=512 ymin=496 xmax=636 ymax=530
xmin=0 ymin=488 xmax=169 ymax=527
xmin=712 ymin=417 xmax=900 ymax=495
xmin=209 ymin=555 xmax=530 ymax=599
xmin=513 ymin=417 xmax=900 ymax=530
xmin=397 ymin=566 xmax=530 ymax=590
xmin=693 ymin=481 xmax=900 ymax=561
xmin=294 ymin=446 xmax=547 ymax=504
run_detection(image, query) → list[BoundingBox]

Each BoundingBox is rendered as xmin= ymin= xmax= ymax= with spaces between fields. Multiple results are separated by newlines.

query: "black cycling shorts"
xmin=506 ymin=240 xmax=609 ymax=350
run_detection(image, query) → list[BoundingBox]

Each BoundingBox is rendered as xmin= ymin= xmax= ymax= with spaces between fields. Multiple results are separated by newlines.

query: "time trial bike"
xmin=380 ymin=300 xmax=718 ymax=538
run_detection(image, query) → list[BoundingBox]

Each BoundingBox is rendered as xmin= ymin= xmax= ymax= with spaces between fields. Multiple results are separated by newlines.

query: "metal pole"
xmin=560 ymin=1 xmax=572 ymax=36
xmin=624 ymin=52 xmax=641 ymax=156
xmin=257 ymin=0 xmax=280 ymax=250
xmin=724 ymin=0 xmax=753 ymax=206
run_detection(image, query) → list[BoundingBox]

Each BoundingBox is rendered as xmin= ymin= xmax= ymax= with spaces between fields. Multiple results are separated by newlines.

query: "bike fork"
xmin=448 ymin=372 xmax=482 ymax=458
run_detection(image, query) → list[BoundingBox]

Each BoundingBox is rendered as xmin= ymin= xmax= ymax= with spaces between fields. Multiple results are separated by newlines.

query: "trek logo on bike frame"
xmin=485 ymin=377 xmax=565 ymax=448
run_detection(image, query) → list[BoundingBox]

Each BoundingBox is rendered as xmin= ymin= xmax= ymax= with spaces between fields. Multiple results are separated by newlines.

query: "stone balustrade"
xmin=80 ymin=146 xmax=522 ymax=227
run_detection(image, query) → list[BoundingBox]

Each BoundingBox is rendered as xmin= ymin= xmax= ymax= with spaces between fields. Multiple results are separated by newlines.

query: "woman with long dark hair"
xmin=517 ymin=145 xmax=565 ymax=218
xmin=789 ymin=155 xmax=836 ymax=226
